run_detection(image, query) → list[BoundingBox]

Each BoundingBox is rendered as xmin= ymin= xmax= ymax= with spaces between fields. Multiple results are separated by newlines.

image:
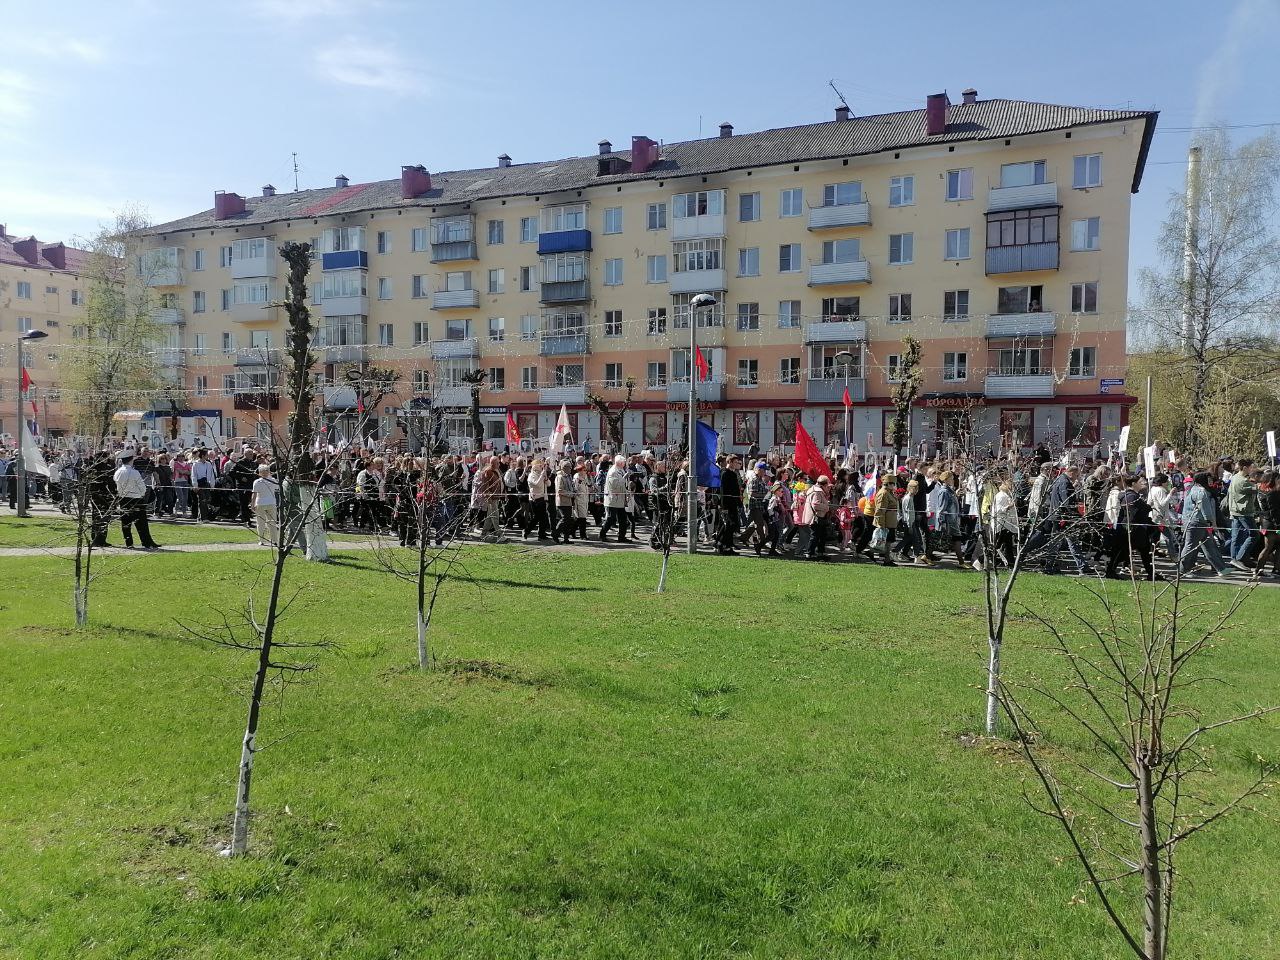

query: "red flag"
xmin=20 ymin=367 xmax=32 ymax=392
xmin=505 ymin=410 xmax=521 ymax=444
xmin=356 ymin=395 xmax=365 ymax=414
xmin=793 ymin=421 xmax=828 ymax=480
xmin=694 ymin=346 xmax=709 ymax=382
xmin=842 ymin=385 xmax=852 ymax=408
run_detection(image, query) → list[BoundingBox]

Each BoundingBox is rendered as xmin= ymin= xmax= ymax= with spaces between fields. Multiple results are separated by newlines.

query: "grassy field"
xmin=0 ymin=514 xmax=369 ymax=549
xmin=1 ymin=545 xmax=1276 ymax=959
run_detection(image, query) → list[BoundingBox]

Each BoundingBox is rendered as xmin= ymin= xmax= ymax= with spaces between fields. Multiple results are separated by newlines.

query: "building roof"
xmin=149 ymin=97 xmax=1158 ymax=236
xmin=0 ymin=231 xmax=93 ymax=274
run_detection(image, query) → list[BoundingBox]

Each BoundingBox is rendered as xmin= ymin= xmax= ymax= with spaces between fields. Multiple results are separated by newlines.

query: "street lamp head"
xmin=689 ymin=293 xmax=717 ymax=309
xmin=834 ymin=350 xmax=854 ymax=365
xmin=20 ymin=330 xmax=49 ymax=341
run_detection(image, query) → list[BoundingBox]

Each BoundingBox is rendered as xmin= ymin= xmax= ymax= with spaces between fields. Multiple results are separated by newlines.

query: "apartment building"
xmin=0 ymin=227 xmax=92 ymax=440
xmin=139 ymin=90 xmax=1157 ymax=453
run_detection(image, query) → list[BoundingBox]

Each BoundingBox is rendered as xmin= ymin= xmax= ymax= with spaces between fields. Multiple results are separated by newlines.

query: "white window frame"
xmin=886 ymin=354 xmax=902 ymax=383
xmin=888 ymin=293 xmax=912 ymax=323
xmin=780 ymin=357 xmax=801 ymax=385
xmin=1069 ymin=346 xmax=1098 ymax=379
xmin=779 ymin=243 xmax=802 ymax=273
xmin=520 ymin=217 xmax=538 ymax=243
xmin=604 ymin=309 xmax=623 ymax=338
xmin=488 ymin=317 xmax=505 ymax=342
xmin=736 ymin=358 xmax=759 ymax=388
xmin=603 ymin=258 xmax=623 ymax=286
xmin=822 ymin=181 xmax=862 ymax=206
xmin=604 ymin=362 xmax=624 ymax=388
xmin=521 ymin=366 xmax=539 ymax=390
xmin=487 ymin=219 xmax=504 ymax=245
xmin=1073 ymin=154 xmax=1103 ymax=189
xmin=646 ymin=254 xmax=668 ymax=284
xmin=943 ymin=289 xmax=970 ymax=321
xmin=945 ymin=168 xmax=973 ymax=201
xmin=888 ymin=175 xmax=915 ymax=207
xmin=413 ymin=321 xmax=430 ymax=345
xmin=888 ymin=233 xmax=913 ymax=265
xmin=736 ymin=302 xmax=760 ymax=331
xmin=378 ymin=323 xmax=394 ymax=346
xmin=943 ymin=351 xmax=968 ymax=382
xmin=739 ymin=192 xmax=761 ymax=222
xmin=1071 ymin=281 xmax=1099 ymax=314
xmin=411 ymin=227 xmax=428 ymax=252
xmin=779 ymin=187 xmax=804 ymax=218
xmin=646 ymin=202 xmax=667 ymax=230
xmin=602 ymin=207 xmax=623 ymax=234
xmin=944 ymin=227 xmax=970 ymax=261
xmin=738 ymin=247 xmax=760 ymax=277
xmin=377 ymin=277 xmax=392 ymax=300
xmin=778 ymin=300 xmax=801 ymax=328
xmin=488 ymin=268 xmax=505 ymax=293
xmin=377 ymin=230 xmax=391 ymax=254
xmin=646 ymin=361 xmax=667 ymax=388
xmin=1070 ymin=217 xmax=1101 ymax=252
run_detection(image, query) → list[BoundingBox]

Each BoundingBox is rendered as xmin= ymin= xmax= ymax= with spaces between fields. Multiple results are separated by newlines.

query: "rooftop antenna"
xmin=292 ymin=152 xmax=299 ymax=192
xmin=829 ymin=79 xmax=851 ymax=111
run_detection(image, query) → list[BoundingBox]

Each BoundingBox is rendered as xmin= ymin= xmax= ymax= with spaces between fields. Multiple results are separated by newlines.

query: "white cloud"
xmin=313 ymin=40 xmax=428 ymax=96
xmin=21 ymin=35 xmax=107 ymax=64
xmin=1194 ymin=0 xmax=1279 ymax=127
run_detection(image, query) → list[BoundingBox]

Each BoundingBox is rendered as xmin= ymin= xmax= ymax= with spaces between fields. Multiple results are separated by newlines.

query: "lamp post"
xmin=834 ymin=349 xmax=854 ymax=454
xmin=686 ymin=293 xmax=717 ymax=555
xmin=15 ymin=329 xmax=49 ymax=518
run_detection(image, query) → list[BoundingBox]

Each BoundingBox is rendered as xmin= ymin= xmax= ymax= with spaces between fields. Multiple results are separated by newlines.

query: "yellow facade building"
xmin=139 ymin=91 xmax=1157 ymax=454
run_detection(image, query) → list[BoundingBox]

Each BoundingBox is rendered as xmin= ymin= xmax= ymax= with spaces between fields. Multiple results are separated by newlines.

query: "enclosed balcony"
xmin=321 ymin=250 xmax=368 ymax=271
xmin=540 ymin=279 xmax=590 ymax=305
xmin=985 ymin=242 xmax=1059 ymax=275
xmin=807 ymin=202 xmax=872 ymax=230
xmin=155 ymin=348 xmax=186 ymax=368
xmin=539 ymin=385 xmax=586 ymax=405
xmin=152 ymin=307 xmax=185 ymax=326
xmin=233 ymin=349 xmax=281 ymax=369
xmin=671 ymin=213 xmax=725 ymax=241
xmin=985 ymin=312 xmax=1057 ymax=338
xmin=987 ymin=180 xmax=1058 ymax=212
xmin=229 ymin=302 xmax=278 ymax=324
xmin=540 ymin=332 xmax=589 ymax=356
xmin=537 ymin=229 xmax=592 ymax=255
xmin=435 ymin=385 xmax=472 ymax=408
xmin=806 ymin=376 xmax=866 ymax=403
xmin=430 ymin=338 xmax=479 ymax=360
xmin=804 ymin=319 xmax=867 ymax=343
xmin=669 ymin=268 xmax=726 ymax=295
xmin=665 ymin=381 xmax=724 ymax=403
xmin=431 ymin=288 xmax=480 ymax=310
xmin=431 ymin=240 xmax=478 ymax=262
xmin=231 ymin=245 xmax=277 ymax=280
xmin=984 ymin=374 xmax=1056 ymax=398
xmin=323 ymin=345 xmax=369 ymax=364
xmin=320 ymin=294 xmax=368 ymax=318
xmin=141 ymin=247 xmax=184 ymax=287
xmin=808 ymin=260 xmax=870 ymax=286
xmin=430 ymin=216 xmax=478 ymax=262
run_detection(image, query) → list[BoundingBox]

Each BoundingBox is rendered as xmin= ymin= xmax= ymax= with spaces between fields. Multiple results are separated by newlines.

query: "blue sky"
xmin=1 ymin=0 xmax=1276 ymax=289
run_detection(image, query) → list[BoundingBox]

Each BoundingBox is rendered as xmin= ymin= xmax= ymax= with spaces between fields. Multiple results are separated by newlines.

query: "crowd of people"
xmin=2 ymin=441 xmax=1277 ymax=582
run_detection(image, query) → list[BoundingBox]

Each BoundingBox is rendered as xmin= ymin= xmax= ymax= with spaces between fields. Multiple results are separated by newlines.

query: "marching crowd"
xmin=2 ymin=442 xmax=1277 ymax=581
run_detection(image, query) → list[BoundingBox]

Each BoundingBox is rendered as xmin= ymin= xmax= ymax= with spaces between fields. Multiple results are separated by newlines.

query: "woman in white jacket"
xmin=990 ymin=479 xmax=1020 ymax=566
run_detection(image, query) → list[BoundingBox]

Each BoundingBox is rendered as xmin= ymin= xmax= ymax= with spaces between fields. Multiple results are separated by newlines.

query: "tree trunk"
xmin=985 ymin=633 xmax=1002 ymax=736
xmin=1138 ymin=755 xmax=1165 ymax=960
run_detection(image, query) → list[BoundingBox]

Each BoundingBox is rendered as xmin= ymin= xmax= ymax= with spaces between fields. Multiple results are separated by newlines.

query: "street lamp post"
xmin=834 ymin=349 xmax=854 ymax=455
xmin=686 ymin=293 xmax=717 ymax=555
xmin=15 ymin=329 xmax=50 ymax=518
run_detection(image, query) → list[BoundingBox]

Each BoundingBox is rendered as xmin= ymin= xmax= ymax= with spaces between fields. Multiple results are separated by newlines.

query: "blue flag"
xmin=695 ymin=421 xmax=721 ymax=488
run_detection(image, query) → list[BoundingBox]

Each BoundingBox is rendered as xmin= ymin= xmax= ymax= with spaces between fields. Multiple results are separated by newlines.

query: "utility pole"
xmin=1180 ymin=145 xmax=1202 ymax=355
xmin=1143 ymin=375 xmax=1152 ymax=451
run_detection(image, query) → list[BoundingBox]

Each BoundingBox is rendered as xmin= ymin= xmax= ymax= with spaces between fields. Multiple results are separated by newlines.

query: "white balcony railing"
xmin=987 ymin=181 xmax=1058 ymax=212
xmin=984 ymin=373 xmax=1056 ymax=398
xmin=808 ymin=260 xmax=870 ymax=285
xmin=804 ymin=319 xmax=867 ymax=343
xmin=985 ymin=312 xmax=1057 ymax=338
xmin=432 ymin=289 xmax=480 ymax=310
xmin=539 ymin=385 xmax=586 ymax=404
xmin=669 ymin=268 xmax=727 ymax=295
xmin=807 ymin=202 xmax=872 ymax=230
xmin=671 ymin=212 xmax=726 ymax=240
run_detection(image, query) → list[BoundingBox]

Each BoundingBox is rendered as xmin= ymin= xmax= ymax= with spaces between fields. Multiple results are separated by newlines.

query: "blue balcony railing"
xmin=322 ymin=250 xmax=368 ymax=271
xmin=537 ymin=229 xmax=592 ymax=255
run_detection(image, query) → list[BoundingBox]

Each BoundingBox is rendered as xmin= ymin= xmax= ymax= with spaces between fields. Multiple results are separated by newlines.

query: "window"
xmin=232 ymin=238 xmax=268 ymax=263
xmin=643 ymin=412 xmax=667 ymax=445
xmin=780 ymin=357 xmax=801 ymax=385
xmin=604 ymin=362 xmax=624 ymax=388
xmin=413 ymin=369 xmax=430 ymax=393
xmin=738 ymin=247 xmax=759 ymax=277
xmin=16 ymin=281 xmax=30 ymax=299
xmin=943 ymin=351 xmax=968 ymax=382
xmin=193 ymin=375 xmax=207 ymax=397
xmin=193 ymin=290 xmax=206 ymax=313
xmin=374 ymin=277 xmax=391 ymax=300
xmin=1069 ymin=346 xmax=1097 ymax=378
xmin=944 ymin=228 xmax=970 ymax=260
xmin=376 ymin=230 xmax=391 ymax=254
xmin=646 ymin=361 xmax=667 ymax=388
xmin=70 ymin=289 xmax=82 ymax=306
xmin=488 ymin=268 xmax=505 ymax=293
xmin=192 ymin=249 xmax=205 ymax=271
xmin=542 ymin=204 xmax=586 ymax=232
xmin=520 ymin=217 xmax=538 ymax=242
xmin=17 ymin=316 xmax=33 ymax=333
xmin=554 ymin=363 xmax=583 ymax=387
xmin=518 ymin=266 xmax=535 ymax=292
xmin=1066 ymin=408 xmax=1100 ymax=447
xmin=540 ymin=253 xmax=587 ymax=283
xmin=739 ymin=192 xmax=761 ymax=221
xmin=943 ymin=289 xmax=970 ymax=320
xmin=779 ymin=187 xmax=804 ymax=217
xmin=488 ymin=367 xmax=506 ymax=390
xmin=986 ymin=207 xmax=1059 ymax=248
xmin=193 ymin=333 xmax=207 ymax=355
xmin=822 ymin=296 xmax=860 ymax=321
xmin=488 ymin=317 xmax=505 ymax=342
xmin=520 ymin=314 xmax=539 ymax=340
xmin=1073 ymin=154 xmax=1102 ymax=189
xmin=646 ymin=202 xmax=667 ymax=230
xmin=1071 ymin=281 xmax=1099 ymax=314
xmin=603 ymin=258 xmax=623 ymax=286
xmin=889 ymin=175 xmax=915 ymax=207
xmin=672 ymin=293 xmax=724 ymax=328
xmin=823 ymin=181 xmax=863 ymax=206
xmin=445 ymin=318 xmax=472 ymax=340
xmin=223 ymin=374 xmax=237 ymax=393
xmin=775 ymin=411 xmax=799 ymax=445
xmin=945 ymin=168 xmax=973 ymax=201
xmin=996 ymin=345 xmax=1046 ymax=375
xmin=647 ymin=308 xmax=667 ymax=336
xmin=779 ymin=300 xmax=801 ymax=328
xmin=1000 ymin=409 xmax=1034 ymax=448
xmin=1000 ymin=160 xmax=1047 ymax=187
xmin=602 ymin=207 xmax=623 ymax=234
xmin=411 ymin=275 xmax=428 ymax=298
xmin=673 ymin=189 xmax=724 ymax=219
xmin=604 ymin=309 xmax=623 ymax=338
xmin=322 ymin=226 xmax=365 ymax=253
xmin=487 ymin=219 xmax=504 ymax=245
xmin=521 ymin=366 xmax=538 ymax=390
xmin=997 ymin=285 xmax=1045 ymax=313
xmin=886 ymin=354 xmax=902 ymax=383
xmin=736 ymin=302 xmax=760 ymax=331
xmin=808 ymin=343 xmax=864 ymax=380
xmin=221 ymin=331 xmax=235 ymax=352
xmin=821 ymin=238 xmax=860 ymax=264
xmin=888 ymin=233 xmax=913 ymax=264
xmin=888 ymin=293 xmax=912 ymax=322
xmin=733 ymin=411 xmax=760 ymax=446
xmin=1070 ymin=217 xmax=1101 ymax=251
xmin=221 ymin=289 xmax=231 ymax=310
xmin=672 ymin=347 xmax=713 ymax=383
xmin=219 ymin=246 xmax=232 ymax=268
xmin=320 ymin=270 xmax=364 ymax=299
xmin=646 ymin=254 xmax=667 ymax=283
xmin=672 ymin=238 xmax=724 ymax=273
xmin=413 ymin=321 xmax=430 ymax=345
xmin=779 ymin=243 xmax=801 ymax=272
xmin=378 ymin=323 xmax=394 ymax=346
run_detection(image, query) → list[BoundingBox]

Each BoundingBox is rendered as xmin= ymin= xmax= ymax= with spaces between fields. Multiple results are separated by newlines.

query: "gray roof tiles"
xmin=149 ymin=98 xmax=1157 ymax=236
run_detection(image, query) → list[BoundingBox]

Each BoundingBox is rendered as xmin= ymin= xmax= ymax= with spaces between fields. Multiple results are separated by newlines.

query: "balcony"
xmin=808 ymin=202 xmax=872 ymax=230
xmin=430 ymin=338 xmax=479 ymax=360
xmin=233 ymin=349 xmax=281 ymax=368
xmin=323 ymin=344 xmax=369 ymax=365
xmin=430 ymin=240 xmax=478 ymax=263
xmin=155 ymin=348 xmax=185 ymax=368
xmin=231 ymin=252 xmax=276 ymax=280
xmin=321 ymin=250 xmax=368 ymax=271
xmin=987 ymin=181 xmax=1058 ymax=212
xmin=985 ymin=312 xmax=1057 ymax=338
xmin=672 ymin=213 xmax=725 ymax=240
xmin=808 ymin=260 xmax=870 ymax=286
xmin=145 ymin=266 xmax=184 ymax=287
xmin=431 ymin=289 xmax=480 ymax=310
xmin=669 ymin=268 xmax=727 ymax=295
xmin=666 ymin=381 xmax=724 ymax=403
xmin=985 ymin=242 xmax=1060 ymax=275
xmin=320 ymin=294 xmax=369 ymax=318
xmin=152 ymin=307 xmax=185 ymax=326
xmin=540 ymin=332 xmax=589 ymax=356
xmin=539 ymin=385 xmax=586 ymax=405
xmin=984 ymin=373 xmax=1056 ymax=398
xmin=540 ymin=279 xmax=590 ymax=305
xmin=537 ymin=229 xmax=592 ymax=255
xmin=233 ymin=392 xmax=280 ymax=411
xmin=806 ymin=377 xmax=867 ymax=403
xmin=804 ymin=319 xmax=867 ymax=343
xmin=435 ymin=385 xmax=472 ymax=408
xmin=322 ymin=385 xmax=357 ymax=410
xmin=229 ymin=301 xmax=277 ymax=324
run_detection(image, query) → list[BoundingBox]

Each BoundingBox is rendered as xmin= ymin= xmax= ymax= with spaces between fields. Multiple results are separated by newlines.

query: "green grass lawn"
xmin=0 ymin=514 xmax=369 ymax=549
xmin=1 ymin=547 xmax=1276 ymax=959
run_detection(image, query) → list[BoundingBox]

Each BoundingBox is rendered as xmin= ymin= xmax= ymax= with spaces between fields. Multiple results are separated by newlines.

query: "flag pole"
xmin=687 ymin=294 xmax=716 ymax=555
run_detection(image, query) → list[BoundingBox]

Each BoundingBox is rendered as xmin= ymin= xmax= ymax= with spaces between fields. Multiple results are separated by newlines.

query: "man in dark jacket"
xmin=1106 ymin=474 xmax=1158 ymax=580
xmin=716 ymin=454 xmax=742 ymax=555
xmin=1026 ymin=465 xmax=1093 ymax=574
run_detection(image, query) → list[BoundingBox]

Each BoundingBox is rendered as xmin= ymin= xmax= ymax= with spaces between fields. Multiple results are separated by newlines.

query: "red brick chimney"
xmin=631 ymin=136 xmax=659 ymax=174
xmin=42 ymin=242 xmax=66 ymax=270
xmin=213 ymin=190 xmax=246 ymax=220
xmin=925 ymin=92 xmax=950 ymax=136
xmin=13 ymin=237 xmax=40 ymax=264
xmin=400 ymin=165 xmax=432 ymax=199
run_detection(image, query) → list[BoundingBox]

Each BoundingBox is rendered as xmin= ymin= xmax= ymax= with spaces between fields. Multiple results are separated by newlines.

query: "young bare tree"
xmin=998 ymin=579 xmax=1277 ymax=960
xmin=586 ymin=376 xmax=637 ymax=450
xmin=1134 ymin=130 xmax=1280 ymax=453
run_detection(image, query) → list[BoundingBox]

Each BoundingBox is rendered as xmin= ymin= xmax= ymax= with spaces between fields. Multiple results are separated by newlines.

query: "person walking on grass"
xmin=250 ymin=464 xmax=279 ymax=546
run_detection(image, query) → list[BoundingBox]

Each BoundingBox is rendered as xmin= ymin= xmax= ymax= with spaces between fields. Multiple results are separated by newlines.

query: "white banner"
xmin=1117 ymin=424 xmax=1131 ymax=452
xmin=20 ymin=420 xmax=49 ymax=477
xmin=1267 ymin=430 xmax=1277 ymax=459
xmin=1143 ymin=444 xmax=1157 ymax=481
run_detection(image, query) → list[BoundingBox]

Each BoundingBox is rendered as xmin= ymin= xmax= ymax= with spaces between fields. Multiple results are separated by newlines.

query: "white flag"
xmin=548 ymin=404 xmax=571 ymax=455
xmin=1143 ymin=444 xmax=1157 ymax=481
xmin=1267 ymin=430 xmax=1277 ymax=460
xmin=1117 ymin=424 xmax=1130 ymax=453
xmin=20 ymin=420 xmax=49 ymax=477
